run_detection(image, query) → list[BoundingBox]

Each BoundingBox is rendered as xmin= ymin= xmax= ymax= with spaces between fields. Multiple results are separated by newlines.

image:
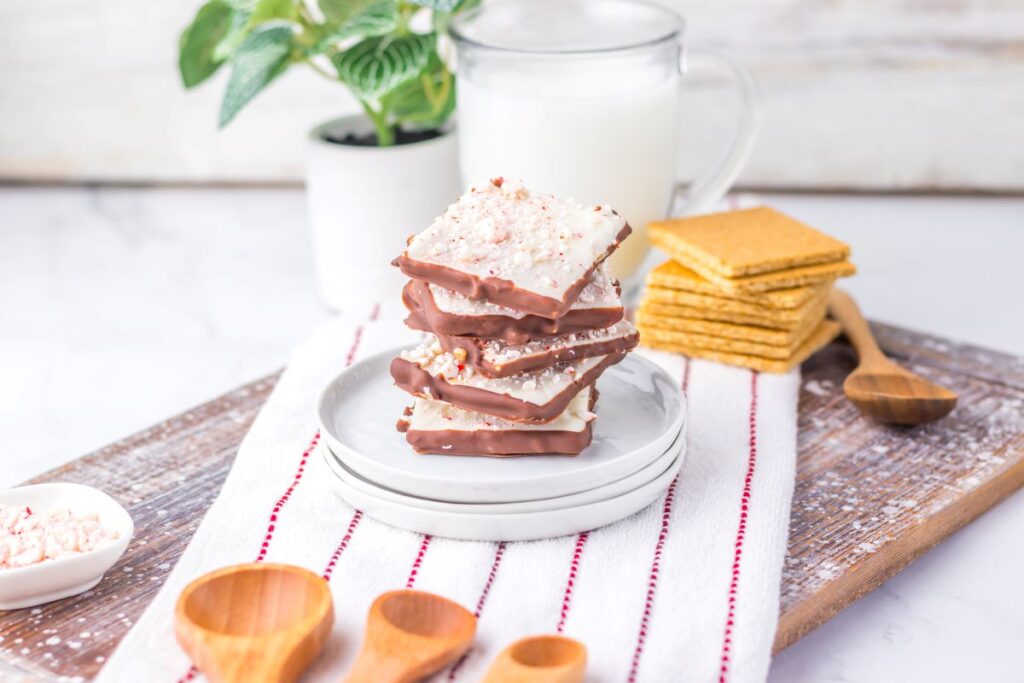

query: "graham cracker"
xmin=649 ymin=207 xmax=851 ymax=278
xmin=642 ymin=286 xmax=830 ymax=329
xmin=645 ymin=260 xmax=825 ymax=309
xmin=636 ymin=302 xmax=826 ymax=345
xmin=637 ymin=316 xmax=821 ymax=359
xmin=639 ymin=319 xmax=841 ymax=374
xmin=691 ymin=259 xmax=856 ymax=295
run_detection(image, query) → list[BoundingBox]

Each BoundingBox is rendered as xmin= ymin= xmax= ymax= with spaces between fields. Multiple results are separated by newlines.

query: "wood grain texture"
xmin=344 ymin=591 xmax=476 ymax=683
xmin=0 ymin=375 xmax=278 ymax=682
xmin=827 ymin=289 xmax=957 ymax=425
xmin=1 ymin=323 xmax=1021 ymax=681
xmin=775 ymin=322 xmax=1024 ymax=650
xmin=481 ymin=635 xmax=586 ymax=683
xmin=174 ymin=563 xmax=334 ymax=683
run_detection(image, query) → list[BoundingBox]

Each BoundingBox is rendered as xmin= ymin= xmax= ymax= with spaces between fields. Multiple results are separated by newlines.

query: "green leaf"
xmin=319 ymin=0 xmax=396 ymax=27
xmin=317 ymin=0 xmax=398 ymax=47
xmin=212 ymin=8 xmax=255 ymax=62
xmin=250 ymin=0 xmax=297 ymax=24
xmin=179 ymin=0 xmax=234 ymax=88
xmin=408 ymin=0 xmax=460 ymax=11
xmin=331 ymin=33 xmax=434 ymax=101
xmin=218 ymin=25 xmax=294 ymax=127
xmin=384 ymin=53 xmax=454 ymax=129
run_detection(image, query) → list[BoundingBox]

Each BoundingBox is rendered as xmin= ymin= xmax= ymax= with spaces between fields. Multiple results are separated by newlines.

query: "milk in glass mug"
xmin=450 ymin=0 xmax=759 ymax=284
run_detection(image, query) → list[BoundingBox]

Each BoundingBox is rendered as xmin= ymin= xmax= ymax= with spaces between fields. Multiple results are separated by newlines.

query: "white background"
xmin=2 ymin=0 xmax=1023 ymax=190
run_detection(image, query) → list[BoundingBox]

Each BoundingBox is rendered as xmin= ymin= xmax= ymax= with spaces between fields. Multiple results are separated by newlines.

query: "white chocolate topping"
xmin=406 ymin=388 xmax=595 ymax=433
xmin=400 ymin=335 xmax=611 ymax=405
xmin=406 ymin=178 xmax=627 ymax=301
xmin=428 ymin=264 xmax=620 ymax=318
xmin=476 ymin=320 xmax=637 ymax=367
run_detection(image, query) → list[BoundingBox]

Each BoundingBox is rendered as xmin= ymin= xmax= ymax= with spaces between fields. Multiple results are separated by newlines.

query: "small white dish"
xmin=0 ymin=483 xmax=133 ymax=610
xmin=324 ymin=445 xmax=685 ymax=542
xmin=321 ymin=424 xmax=684 ymax=514
xmin=317 ymin=348 xmax=686 ymax=503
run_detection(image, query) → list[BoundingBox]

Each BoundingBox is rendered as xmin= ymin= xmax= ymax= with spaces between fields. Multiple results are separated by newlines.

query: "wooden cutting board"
xmin=1 ymin=322 xmax=1021 ymax=681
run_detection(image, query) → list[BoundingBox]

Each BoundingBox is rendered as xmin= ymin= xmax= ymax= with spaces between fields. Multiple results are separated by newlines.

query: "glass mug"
xmin=450 ymin=0 xmax=759 ymax=284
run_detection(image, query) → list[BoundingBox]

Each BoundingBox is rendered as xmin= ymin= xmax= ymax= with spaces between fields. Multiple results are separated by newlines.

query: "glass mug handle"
xmin=674 ymin=46 xmax=761 ymax=215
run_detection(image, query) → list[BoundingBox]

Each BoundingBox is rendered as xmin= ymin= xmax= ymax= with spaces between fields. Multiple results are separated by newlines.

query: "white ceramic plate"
xmin=325 ymin=446 xmax=685 ymax=541
xmin=0 ymin=483 xmax=133 ymax=610
xmin=317 ymin=348 xmax=685 ymax=503
xmin=321 ymin=423 xmax=684 ymax=514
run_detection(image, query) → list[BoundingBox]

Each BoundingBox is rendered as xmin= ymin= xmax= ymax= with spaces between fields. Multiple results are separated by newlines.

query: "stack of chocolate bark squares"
xmin=638 ymin=207 xmax=854 ymax=373
xmin=390 ymin=178 xmax=639 ymax=456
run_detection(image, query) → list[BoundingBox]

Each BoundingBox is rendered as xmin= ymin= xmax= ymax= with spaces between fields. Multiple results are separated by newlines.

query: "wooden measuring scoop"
xmin=829 ymin=288 xmax=957 ymax=424
xmin=482 ymin=635 xmax=587 ymax=683
xmin=174 ymin=563 xmax=334 ymax=683
xmin=344 ymin=589 xmax=476 ymax=683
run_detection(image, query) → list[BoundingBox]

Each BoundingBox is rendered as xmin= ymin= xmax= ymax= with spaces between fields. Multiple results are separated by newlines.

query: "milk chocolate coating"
xmin=390 ymin=352 xmax=625 ymax=424
xmin=436 ymin=329 xmax=640 ymax=379
xmin=399 ymin=389 xmax=600 ymax=456
xmin=403 ymin=280 xmax=623 ymax=344
xmin=404 ymin=425 xmax=593 ymax=456
xmin=393 ymin=222 xmax=632 ymax=319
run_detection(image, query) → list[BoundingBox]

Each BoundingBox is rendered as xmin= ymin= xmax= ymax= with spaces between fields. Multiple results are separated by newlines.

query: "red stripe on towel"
xmin=718 ymin=371 xmax=759 ymax=683
xmin=322 ymin=510 xmax=363 ymax=581
xmin=446 ymin=542 xmax=508 ymax=681
xmin=625 ymin=357 xmax=690 ymax=681
xmin=255 ymin=311 xmax=374 ymax=563
xmin=176 ymin=433 xmax=322 ymax=683
xmin=176 ymin=308 xmax=378 ymax=683
xmin=406 ymin=535 xmax=433 ymax=589
xmin=625 ymin=477 xmax=678 ymax=682
xmin=556 ymin=532 xmax=590 ymax=633
xmin=255 ymin=431 xmax=320 ymax=563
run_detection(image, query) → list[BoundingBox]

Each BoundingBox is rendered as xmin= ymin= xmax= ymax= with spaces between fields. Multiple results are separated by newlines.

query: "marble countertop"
xmin=2 ymin=186 xmax=1022 ymax=681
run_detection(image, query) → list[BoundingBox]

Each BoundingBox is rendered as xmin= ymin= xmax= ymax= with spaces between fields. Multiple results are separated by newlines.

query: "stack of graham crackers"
xmin=637 ymin=207 xmax=854 ymax=373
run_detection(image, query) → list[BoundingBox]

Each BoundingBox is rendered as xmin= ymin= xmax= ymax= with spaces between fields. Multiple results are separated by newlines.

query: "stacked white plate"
xmin=316 ymin=349 xmax=686 ymax=541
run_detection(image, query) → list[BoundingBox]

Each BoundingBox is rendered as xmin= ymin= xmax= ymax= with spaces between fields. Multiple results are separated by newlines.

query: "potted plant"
xmin=178 ymin=0 xmax=475 ymax=309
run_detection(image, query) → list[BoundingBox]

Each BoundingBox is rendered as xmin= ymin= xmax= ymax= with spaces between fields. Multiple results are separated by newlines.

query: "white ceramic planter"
xmin=306 ymin=115 xmax=461 ymax=311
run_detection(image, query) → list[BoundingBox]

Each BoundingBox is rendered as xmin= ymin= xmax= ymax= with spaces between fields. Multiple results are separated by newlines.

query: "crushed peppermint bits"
xmin=0 ymin=504 xmax=119 ymax=570
xmin=404 ymin=178 xmax=628 ymax=301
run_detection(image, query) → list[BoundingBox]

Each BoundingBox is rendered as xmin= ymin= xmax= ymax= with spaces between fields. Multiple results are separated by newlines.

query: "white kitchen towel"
xmin=97 ymin=301 xmax=799 ymax=683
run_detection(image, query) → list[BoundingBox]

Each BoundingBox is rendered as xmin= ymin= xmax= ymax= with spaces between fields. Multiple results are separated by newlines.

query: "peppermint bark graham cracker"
xmin=391 ymin=335 xmax=626 ymax=423
xmin=398 ymin=388 xmax=599 ymax=456
xmin=435 ymin=320 xmax=639 ymax=379
xmin=402 ymin=266 xmax=624 ymax=344
xmin=394 ymin=177 xmax=631 ymax=319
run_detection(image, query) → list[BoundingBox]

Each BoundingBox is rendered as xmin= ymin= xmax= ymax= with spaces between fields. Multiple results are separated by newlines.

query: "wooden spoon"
xmin=482 ymin=635 xmax=587 ymax=683
xmin=174 ymin=563 xmax=334 ymax=683
xmin=344 ymin=589 xmax=476 ymax=683
xmin=828 ymin=288 xmax=957 ymax=424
